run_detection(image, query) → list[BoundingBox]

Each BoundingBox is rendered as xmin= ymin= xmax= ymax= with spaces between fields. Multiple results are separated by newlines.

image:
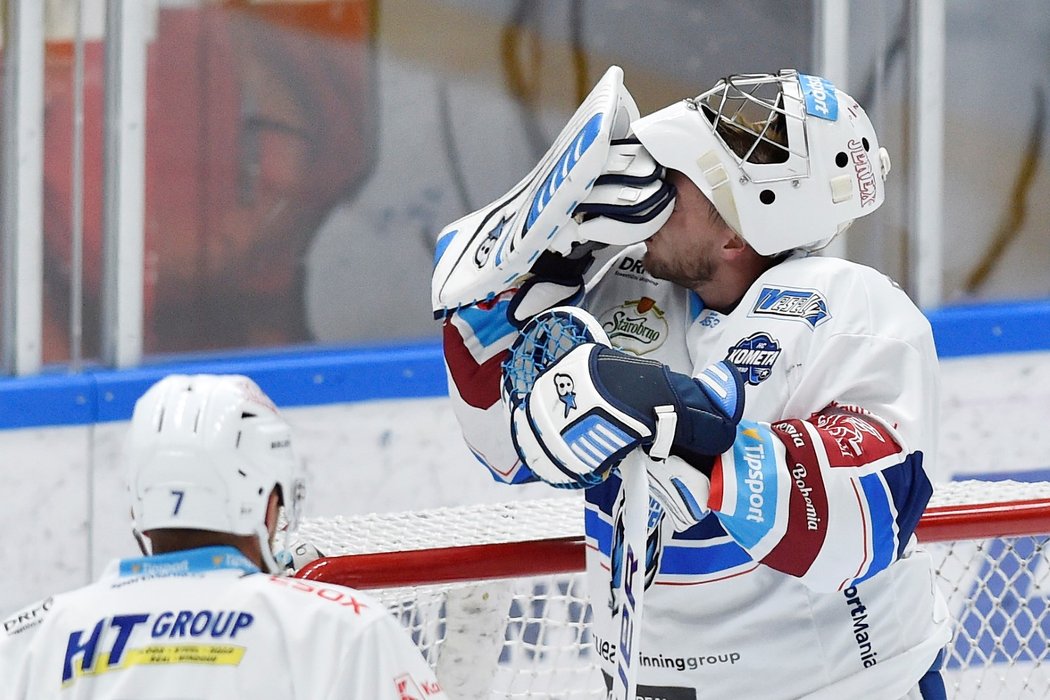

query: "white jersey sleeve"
xmin=441 ymin=291 xmax=538 ymax=484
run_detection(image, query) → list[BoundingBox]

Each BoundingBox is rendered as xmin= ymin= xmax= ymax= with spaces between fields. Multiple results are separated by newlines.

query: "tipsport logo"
xmin=750 ymin=286 xmax=830 ymax=328
xmin=61 ymin=609 xmax=254 ymax=685
xmin=799 ymin=73 xmax=838 ymax=121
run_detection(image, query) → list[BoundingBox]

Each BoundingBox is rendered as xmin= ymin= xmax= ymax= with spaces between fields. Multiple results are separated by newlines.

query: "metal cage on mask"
xmin=632 ymin=69 xmax=891 ymax=256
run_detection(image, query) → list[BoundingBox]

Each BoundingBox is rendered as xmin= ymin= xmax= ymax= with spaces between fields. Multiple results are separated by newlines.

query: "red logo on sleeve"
xmin=814 ymin=405 xmax=901 ymax=467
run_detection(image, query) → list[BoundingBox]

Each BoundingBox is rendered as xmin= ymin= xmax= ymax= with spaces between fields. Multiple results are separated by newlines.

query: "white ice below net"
xmin=297 ymin=480 xmax=1050 ymax=699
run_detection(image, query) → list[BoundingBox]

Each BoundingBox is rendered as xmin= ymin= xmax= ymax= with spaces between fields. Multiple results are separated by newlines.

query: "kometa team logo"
xmin=726 ymin=333 xmax=781 ymax=385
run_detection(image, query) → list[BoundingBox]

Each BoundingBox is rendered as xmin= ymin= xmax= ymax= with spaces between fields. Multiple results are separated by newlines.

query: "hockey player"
xmin=0 ymin=374 xmax=445 ymax=700
xmin=435 ymin=68 xmax=951 ymax=698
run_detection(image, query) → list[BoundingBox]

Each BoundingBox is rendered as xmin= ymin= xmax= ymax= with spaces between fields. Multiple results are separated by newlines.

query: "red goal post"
xmin=295 ymin=479 xmax=1050 ymax=699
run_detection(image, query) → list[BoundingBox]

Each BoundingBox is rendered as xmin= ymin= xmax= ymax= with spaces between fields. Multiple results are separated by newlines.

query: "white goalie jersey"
xmin=0 ymin=547 xmax=446 ymax=700
xmin=443 ymin=246 xmax=952 ymax=699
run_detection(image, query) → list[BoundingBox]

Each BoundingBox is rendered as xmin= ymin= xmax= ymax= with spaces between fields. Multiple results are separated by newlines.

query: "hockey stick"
xmin=612 ymin=448 xmax=648 ymax=700
xmin=502 ymin=307 xmax=648 ymax=699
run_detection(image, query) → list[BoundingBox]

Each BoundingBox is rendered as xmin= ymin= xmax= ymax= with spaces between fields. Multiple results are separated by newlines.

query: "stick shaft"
xmin=613 ymin=450 xmax=648 ymax=700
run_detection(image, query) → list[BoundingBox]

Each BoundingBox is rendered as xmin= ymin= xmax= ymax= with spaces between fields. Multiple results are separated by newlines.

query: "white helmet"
xmin=632 ymin=69 xmax=892 ymax=255
xmin=125 ymin=374 xmax=306 ymax=573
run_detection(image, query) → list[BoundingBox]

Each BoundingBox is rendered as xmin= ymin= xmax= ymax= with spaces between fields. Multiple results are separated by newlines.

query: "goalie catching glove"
xmin=507 ymin=309 xmax=745 ymax=492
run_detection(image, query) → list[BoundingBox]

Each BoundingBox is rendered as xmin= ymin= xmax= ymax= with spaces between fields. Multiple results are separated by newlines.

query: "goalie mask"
xmin=632 ymin=69 xmax=892 ymax=255
xmin=125 ymin=374 xmax=306 ymax=574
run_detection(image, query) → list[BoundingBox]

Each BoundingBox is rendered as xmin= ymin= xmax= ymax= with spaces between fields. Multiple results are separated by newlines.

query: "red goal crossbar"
xmin=296 ymin=487 xmax=1050 ymax=590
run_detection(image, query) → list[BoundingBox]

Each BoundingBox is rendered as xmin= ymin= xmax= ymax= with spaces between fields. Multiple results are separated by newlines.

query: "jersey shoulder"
xmin=1 ymin=594 xmax=59 ymax=645
xmin=758 ymin=255 xmax=930 ymax=337
xmin=246 ymin=574 xmax=391 ymax=629
xmin=769 ymin=254 xmax=903 ymax=296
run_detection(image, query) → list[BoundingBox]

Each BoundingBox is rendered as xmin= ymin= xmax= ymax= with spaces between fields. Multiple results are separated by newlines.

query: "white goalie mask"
xmin=125 ymin=374 xmax=306 ymax=574
xmin=632 ymin=69 xmax=892 ymax=255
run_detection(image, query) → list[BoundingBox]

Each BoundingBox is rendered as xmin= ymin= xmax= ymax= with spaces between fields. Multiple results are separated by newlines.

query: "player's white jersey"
xmin=0 ymin=546 xmax=446 ymax=700
xmin=444 ymin=246 xmax=951 ymax=699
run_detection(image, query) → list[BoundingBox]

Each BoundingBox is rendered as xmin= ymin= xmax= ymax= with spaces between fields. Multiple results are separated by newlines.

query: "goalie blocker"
xmin=431 ymin=66 xmax=675 ymax=313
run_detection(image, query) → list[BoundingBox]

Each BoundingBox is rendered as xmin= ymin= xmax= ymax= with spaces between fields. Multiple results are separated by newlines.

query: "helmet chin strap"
xmin=259 ymin=523 xmax=287 ymax=574
xmin=133 ymin=528 xmax=152 ymax=557
xmin=260 ymin=493 xmax=294 ymax=574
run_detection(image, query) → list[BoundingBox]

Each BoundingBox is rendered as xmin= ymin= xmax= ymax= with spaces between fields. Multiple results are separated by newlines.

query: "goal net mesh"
xmin=296 ymin=479 xmax=1050 ymax=699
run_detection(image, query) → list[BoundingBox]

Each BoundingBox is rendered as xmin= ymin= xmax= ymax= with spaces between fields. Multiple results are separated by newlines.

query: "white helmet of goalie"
xmin=632 ymin=69 xmax=892 ymax=255
xmin=125 ymin=373 xmax=306 ymax=573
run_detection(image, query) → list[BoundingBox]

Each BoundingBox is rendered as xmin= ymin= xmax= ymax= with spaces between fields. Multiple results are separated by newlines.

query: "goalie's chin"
xmin=640 ymin=245 xmax=688 ymax=288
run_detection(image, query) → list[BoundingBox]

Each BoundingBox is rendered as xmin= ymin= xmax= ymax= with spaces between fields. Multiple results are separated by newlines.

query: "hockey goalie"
xmin=434 ymin=66 xmax=951 ymax=699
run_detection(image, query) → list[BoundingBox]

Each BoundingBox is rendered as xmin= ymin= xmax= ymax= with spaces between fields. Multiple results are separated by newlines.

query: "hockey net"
xmin=296 ymin=479 xmax=1050 ymax=699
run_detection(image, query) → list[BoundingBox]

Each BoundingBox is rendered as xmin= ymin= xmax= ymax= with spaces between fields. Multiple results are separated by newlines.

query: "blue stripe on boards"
xmin=0 ymin=341 xmax=447 ymax=429
xmin=926 ymin=297 xmax=1050 ymax=357
xmin=2 ymin=297 xmax=1050 ymax=429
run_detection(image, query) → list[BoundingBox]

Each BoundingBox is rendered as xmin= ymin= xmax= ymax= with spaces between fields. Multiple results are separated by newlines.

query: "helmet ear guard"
xmin=632 ymin=69 xmax=891 ymax=256
xmin=125 ymin=374 xmax=306 ymax=573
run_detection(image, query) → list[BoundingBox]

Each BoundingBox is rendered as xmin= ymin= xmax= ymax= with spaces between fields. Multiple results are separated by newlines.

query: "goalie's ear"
xmin=432 ymin=66 xmax=648 ymax=313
